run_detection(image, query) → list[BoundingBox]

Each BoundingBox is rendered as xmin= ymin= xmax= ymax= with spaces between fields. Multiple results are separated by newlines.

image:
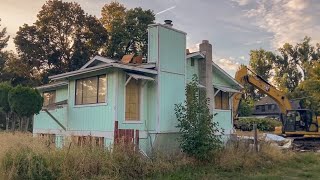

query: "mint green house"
xmin=33 ymin=21 xmax=242 ymax=153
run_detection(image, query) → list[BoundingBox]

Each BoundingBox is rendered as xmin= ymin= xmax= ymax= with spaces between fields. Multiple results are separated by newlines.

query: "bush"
xmin=237 ymin=117 xmax=282 ymax=131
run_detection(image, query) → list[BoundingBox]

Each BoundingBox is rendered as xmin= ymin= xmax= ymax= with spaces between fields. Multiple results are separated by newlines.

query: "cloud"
xmin=243 ymin=0 xmax=320 ymax=48
xmin=231 ymin=0 xmax=252 ymax=6
xmin=214 ymin=57 xmax=241 ymax=76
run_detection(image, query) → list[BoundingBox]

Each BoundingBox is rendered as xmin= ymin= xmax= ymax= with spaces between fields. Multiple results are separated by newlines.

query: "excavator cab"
xmin=284 ymin=110 xmax=316 ymax=133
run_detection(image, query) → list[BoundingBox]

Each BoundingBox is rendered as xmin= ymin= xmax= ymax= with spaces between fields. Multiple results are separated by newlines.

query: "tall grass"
xmin=0 ymin=132 xmax=297 ymax=179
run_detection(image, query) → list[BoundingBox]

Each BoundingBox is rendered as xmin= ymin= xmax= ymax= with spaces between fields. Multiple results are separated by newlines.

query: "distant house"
xmin=253 ymin=96 xmax=300 ymax=118
xmin=33 ymin=21 xmax=242 ymax=153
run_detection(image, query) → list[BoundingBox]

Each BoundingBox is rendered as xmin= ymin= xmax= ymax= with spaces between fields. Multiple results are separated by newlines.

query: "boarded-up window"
xmin=71 ymin=136 xmax=104 ymax=147
xmin=75 ymin=75 xmax=107 ymax=105
xmin=43 ymin=91 xmax=56 ymax=106
xmin=125 ymin=78 xmax=140 ymax=121
xmin=214 ymin=88 xmax=230 ymax=110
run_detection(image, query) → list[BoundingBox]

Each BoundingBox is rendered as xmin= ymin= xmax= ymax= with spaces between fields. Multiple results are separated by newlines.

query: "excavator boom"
xmin=233 ymin=66 xmax=292 ymax=119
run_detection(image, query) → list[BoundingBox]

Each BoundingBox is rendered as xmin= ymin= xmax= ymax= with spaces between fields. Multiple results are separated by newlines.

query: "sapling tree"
xmin=175 ymin=75 xmax=223 ymax=161
xmin=8 ymin=85 xmax=43 ymax=131
xmin=0 ymin=82 xmax=12 ymax=131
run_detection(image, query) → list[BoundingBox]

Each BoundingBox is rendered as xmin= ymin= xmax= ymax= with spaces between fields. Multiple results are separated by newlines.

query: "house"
xmin=33 ymin=21 xmax=242 ymax=153
xmin=253 ymin=96 xmax=300 ymax=118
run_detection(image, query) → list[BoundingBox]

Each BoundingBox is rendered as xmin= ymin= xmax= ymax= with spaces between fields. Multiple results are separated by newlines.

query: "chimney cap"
xmin=202 ymin=40 xmax=209 ymax=44
xmin=164 ymin=20 xmax=173 ymax=26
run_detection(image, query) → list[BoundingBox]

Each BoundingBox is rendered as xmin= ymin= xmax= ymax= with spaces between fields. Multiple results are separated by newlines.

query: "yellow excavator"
xmin=233 ymin=66 xmax=320 ymax=137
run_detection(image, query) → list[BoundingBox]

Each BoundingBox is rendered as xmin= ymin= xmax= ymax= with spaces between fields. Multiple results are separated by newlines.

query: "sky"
xmin=0 ymin=0 xmax=320 ymax=76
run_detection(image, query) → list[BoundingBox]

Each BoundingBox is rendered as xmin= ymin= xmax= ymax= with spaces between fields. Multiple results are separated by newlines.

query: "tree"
xmin=100 ymin=2 xmax=155 ymax=59
xmin=238 ymin=98 xmax=254 ymax=117
xmin=15 ymin=0 xmax=108 ymax=84
xmin=8 ymin=86 xmax=43 ymax=131
xmin=299 ymin=62 xmax=320 ymax=115
xmin=0 ymin=18 xmax=10 ymax=81
xmin=0 ymin=82 xmax=12 ymax=131
xmin=175 ymin=75 xmax=223 ymax=160
xmin=248 ymin=49 xmax=275 ymax=99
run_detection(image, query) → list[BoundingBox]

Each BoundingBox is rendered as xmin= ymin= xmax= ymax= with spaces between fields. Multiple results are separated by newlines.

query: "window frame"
xmin=124 ymin=77 xmax=143 ymax=122
xmin=43 ymin=90 xmax=56 ymax=107
xmin=74 ymin=74 xmax=107 ymax=106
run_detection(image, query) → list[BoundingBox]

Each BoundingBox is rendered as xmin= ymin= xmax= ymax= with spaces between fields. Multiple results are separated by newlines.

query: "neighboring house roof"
xmin=255 ymin=96 xmax=301 ymax=109
xmin=49 ymin=56 xmax=157 ymax=81
xmin=36 ymin=81 xmax=68 ymax=91
xmin=255 ymin=96 xmax=276 ymax=106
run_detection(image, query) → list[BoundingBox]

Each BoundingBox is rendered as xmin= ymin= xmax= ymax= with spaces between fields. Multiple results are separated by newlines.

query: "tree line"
xmin=0 ymin=0 xmax=155 ymax=86
xmin=240 ymin=37 xmax=320 ymax=116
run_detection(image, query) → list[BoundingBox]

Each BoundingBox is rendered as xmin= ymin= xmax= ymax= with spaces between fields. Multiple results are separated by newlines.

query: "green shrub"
xmin=237 ymin=117 xmax=282 ymax=131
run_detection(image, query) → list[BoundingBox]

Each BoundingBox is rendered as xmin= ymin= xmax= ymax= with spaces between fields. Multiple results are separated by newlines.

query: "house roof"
xmin=49 ymin=56 xmax=157 ymax=81
xmin=186 ymin=51 xmax=205 ymax=59
xmin=255 ymin=96 xmax=276 ymax=106
xmin=212 ymin=62 xmax=243 ymax=89
xmin=37 ymin=81 xmax=68 ymax=91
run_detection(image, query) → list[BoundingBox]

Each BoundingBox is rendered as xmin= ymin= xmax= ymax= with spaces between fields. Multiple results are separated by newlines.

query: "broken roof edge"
xmin=148 ymin=23 xmax=187 ymax=35
xmin=186 ymin=51 xmax=205 ymax=59
xmin=49 ymin=63 xmax=158 ymax=81
xmin=212 ymin=61 xmax=244 ymax=89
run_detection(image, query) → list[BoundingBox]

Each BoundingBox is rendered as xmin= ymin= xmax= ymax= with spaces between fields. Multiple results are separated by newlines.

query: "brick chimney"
xmin=198 ymin=40 xmax=214 ymax=111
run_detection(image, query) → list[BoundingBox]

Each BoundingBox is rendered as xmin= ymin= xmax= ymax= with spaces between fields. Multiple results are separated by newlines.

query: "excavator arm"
xmin=233 ymin=66 xmax=292 ymax=119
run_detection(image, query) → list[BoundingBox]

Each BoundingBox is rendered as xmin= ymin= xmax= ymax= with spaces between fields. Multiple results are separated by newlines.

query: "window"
xmin=261 ymin=105 xmax=266 ymax=112
xmin=268 ymin=104 xmax=272 ymax=110
xmin=125 ymin=78 xmax=140 ymax=121
xmin=75 ymin=75 xmax=107 ymax=105
xmin=43 ymin=91 xmax=56 ymax=106
xmin=255 ymin=106 xmax=260 ymax=110
xmin=191 ymin=59 xmax=195 ymax=66
xmin=214 ymin=88 xmax=230 ymax=110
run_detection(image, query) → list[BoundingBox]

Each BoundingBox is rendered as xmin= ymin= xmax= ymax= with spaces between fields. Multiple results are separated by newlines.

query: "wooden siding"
xmin=67 ymin=70 xmax=115 ymax=132
xmin=186 ymin=58 xmax=199 ymax=82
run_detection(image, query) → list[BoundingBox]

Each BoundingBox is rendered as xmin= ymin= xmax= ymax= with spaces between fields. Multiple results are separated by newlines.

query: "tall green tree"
xmin=15 ymin=0 xmax=108 ymax=83
xmin=249 ymin=49 xmax=274 ymax=80
xmin=100 ymin=2 xmax=155 ymax=59
xmin=175 ymin=75 xmax=223 ymax=160
xmin=273 ymin=43 xmax=302 ymax=93
xmin=0 ymin=18 xmax=10 ymax=81
xmin=299 ymin=62 xmax=320 ymax=115
xmin=248 ymin=49 xmax=275 ymax=99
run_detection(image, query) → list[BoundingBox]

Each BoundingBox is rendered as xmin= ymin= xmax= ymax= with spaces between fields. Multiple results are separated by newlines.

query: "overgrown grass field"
xmin=0 ymin=132 xmax=320 ymax=179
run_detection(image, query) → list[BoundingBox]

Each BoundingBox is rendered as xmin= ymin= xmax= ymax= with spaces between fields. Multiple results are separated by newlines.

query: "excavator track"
xmin=291 ymin=137 xmax=320 ymax=151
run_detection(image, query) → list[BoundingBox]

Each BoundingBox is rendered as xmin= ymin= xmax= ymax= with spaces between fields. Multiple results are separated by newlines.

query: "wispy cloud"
xmin=156 ymin=6 xmax=176 ymax=15
xmin=242 ymin=0 xmax=320 ymax=48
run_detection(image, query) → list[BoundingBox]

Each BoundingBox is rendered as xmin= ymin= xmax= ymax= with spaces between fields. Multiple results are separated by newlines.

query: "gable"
xmin=80 ymin=56 xmax=116 ymax=69
xmin=212 ymin=62 xmax=242 ymax=89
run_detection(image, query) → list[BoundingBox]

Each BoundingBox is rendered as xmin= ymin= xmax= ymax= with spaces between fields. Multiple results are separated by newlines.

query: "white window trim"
xmin=74 ymin=74 xmax=108 ymax=107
